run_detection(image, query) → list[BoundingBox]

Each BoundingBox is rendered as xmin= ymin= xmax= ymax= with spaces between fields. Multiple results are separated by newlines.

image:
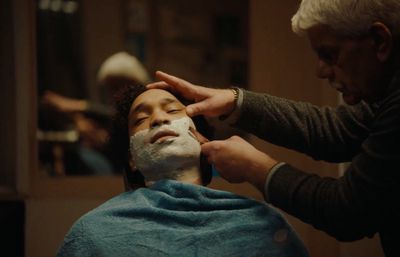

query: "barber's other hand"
xmin=147 ymin=71 xmax=236 ymax=117
xmin=201 ymin=136 xmax=278 ymax=192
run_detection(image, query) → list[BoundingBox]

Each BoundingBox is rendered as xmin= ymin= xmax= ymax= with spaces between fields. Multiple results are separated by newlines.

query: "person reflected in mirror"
xmin=39 ymin=52 xmax=150 ymax=175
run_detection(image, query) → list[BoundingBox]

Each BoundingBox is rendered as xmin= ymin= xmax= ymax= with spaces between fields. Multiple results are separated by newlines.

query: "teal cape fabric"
xmin=56 ymin=180 xmax=309 ymax=257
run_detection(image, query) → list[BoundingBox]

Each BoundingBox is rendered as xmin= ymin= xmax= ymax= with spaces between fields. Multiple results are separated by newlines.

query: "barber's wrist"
xmin=230 ymin=87 xmax=240 ymax=110
xmin=263 ymin=162 xmax=286 ymax=202
xmin=246 ymin=154 xmax=278 ymax=193
xmin=219 ymin=87 xmax=241 ymax=122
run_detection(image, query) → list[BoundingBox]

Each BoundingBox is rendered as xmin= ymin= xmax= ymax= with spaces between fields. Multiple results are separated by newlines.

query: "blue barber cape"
xmin=56 ymin=180 xmax=309 ymax=257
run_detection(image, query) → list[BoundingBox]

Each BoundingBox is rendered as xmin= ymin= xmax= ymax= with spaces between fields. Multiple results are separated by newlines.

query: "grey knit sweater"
xmin=235 ymin=71 xmax=400 ymax=257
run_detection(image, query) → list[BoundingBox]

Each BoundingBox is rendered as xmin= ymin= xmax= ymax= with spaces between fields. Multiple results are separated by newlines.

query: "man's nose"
xmin=315 ymin=59 xmax=333 ymax=79
xmin=150 ymin=112 xmax=171 ymax=128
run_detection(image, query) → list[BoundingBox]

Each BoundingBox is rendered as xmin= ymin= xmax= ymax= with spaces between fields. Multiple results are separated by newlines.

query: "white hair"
xmin=97 ymin=52 xmax=151 ymax=86
xmin=292 ymin=0 xmax=400 ymax=36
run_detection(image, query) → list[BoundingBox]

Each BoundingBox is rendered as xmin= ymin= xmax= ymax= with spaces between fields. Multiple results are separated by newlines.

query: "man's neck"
xmin=173 ymin=166 xmax=203 ymax=185
xmin=144 ymin=162 xmax=203 ymax=186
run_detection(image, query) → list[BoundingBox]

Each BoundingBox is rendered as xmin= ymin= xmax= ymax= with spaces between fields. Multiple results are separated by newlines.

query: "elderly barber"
xmin=148 ymin=0 xmax=400 ymax=256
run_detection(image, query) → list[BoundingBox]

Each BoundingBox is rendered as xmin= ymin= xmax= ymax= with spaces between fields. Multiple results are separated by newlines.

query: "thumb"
xmin=186 ymin=101 xmax=210 ymax=117
xmin=201 ymin=141 xmax=213 ymax=155
xmin=187 ymin=96 xmax=222 ymax=117
xmin=201 ymin=141 xmax=222 ymax=155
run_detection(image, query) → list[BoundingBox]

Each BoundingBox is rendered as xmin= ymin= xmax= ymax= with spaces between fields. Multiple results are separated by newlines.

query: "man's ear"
xmin=124 ymin=156 xmax=146 ymax=190
xmin=369 ymin=22 xmax=393 ymax=62
xmin=129 ymin=157 xmax=137 ymax=171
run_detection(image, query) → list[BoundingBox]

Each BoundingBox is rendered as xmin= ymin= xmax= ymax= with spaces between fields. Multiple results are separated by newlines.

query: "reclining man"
xmin=56 ymin=85 xmax=309 ymax=257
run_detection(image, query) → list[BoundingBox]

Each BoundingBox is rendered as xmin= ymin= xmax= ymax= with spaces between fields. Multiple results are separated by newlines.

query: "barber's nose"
xmin=316 ymin=60 xmax=333 ymax=79
xmin=150 ymin=112 xmax=171 ymax=128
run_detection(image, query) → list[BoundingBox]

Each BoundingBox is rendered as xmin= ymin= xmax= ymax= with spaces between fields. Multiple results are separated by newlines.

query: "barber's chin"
xmin=342 ymin=93 xmax=361 ymax=105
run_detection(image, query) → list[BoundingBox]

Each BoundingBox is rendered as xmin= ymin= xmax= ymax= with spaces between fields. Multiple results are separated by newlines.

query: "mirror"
xmin=36 ymin=0 xmax=249 ymax=177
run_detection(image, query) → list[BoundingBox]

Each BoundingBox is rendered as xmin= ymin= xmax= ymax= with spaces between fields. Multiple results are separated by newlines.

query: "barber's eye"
xmin=317 ymin=48 xmax=337 ymax=64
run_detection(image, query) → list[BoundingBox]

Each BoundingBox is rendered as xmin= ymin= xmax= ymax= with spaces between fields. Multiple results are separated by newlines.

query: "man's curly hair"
xmin=109 ymin=84 xmax=213 ymax=190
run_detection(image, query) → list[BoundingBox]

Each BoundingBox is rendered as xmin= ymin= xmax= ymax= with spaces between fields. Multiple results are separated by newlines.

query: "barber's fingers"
xmin=146 ymin=81 xmax=171 ymax=90
xmin=185 ymin=98 xmax=216 ymax=117
xmin=201 ymin=139 xmax=244 ymax=183
xmin=150 ymin=71 xmax=236 ymax=118
xmin=150 ymin=71 xmax=219 ymax=117
xmin=201 ymin=136 xmax=247 ymax=160
xmin=201 ymin=140 xmax=223 ymax=156
xmin=154 ymin=71 xmax=210 ymax=101
xmin=146 ymin=81 xmax=186 ymax=97
xmin=202 ymin=144 xmax=219 ymax=165
xmin=154 ymin=71 xmax=196 ymax=91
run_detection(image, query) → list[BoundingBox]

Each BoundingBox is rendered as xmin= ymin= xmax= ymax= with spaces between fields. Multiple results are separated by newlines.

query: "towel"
xmin=56 ymin=180 xmax=309 ymax=257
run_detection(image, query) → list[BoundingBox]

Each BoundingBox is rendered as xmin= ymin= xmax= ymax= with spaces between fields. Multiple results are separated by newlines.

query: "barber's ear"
xmin=370 ymin=22 xmax=393 ymax=62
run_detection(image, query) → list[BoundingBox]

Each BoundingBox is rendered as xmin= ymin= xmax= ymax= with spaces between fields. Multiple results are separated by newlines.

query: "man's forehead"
xmin=130 ymin=89 xmax=183 ymax=114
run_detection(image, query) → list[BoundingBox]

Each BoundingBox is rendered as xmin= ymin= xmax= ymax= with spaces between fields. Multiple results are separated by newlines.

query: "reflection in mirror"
xmin=36 ymin=0 xmax=248 ymax=177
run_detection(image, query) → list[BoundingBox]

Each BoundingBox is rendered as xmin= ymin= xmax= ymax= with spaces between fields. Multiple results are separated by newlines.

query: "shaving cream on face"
xmin=130 ymin=117 xmax=201 ymax=185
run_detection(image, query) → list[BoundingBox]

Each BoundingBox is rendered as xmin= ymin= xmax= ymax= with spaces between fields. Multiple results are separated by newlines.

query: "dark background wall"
xmin=0 ymin=201 xmax=25 ymax=257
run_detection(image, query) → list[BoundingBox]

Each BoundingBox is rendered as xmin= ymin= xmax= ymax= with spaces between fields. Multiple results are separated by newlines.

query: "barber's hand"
xmin=147 ymin=71 xmax=236 ymax=117
xmin=201 ymin=136 xmax=278 ymax=192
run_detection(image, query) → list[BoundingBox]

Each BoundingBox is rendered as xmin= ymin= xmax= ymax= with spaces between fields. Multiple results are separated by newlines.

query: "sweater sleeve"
xmin=237 ymin=89 xmax=400 ymax=241
xmin=234 ymin=90 xmax=375 ymax=162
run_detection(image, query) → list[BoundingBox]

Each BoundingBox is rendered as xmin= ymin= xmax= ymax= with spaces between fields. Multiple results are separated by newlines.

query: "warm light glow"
xmin=38 ymin=0 xmax=79 ymax=14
